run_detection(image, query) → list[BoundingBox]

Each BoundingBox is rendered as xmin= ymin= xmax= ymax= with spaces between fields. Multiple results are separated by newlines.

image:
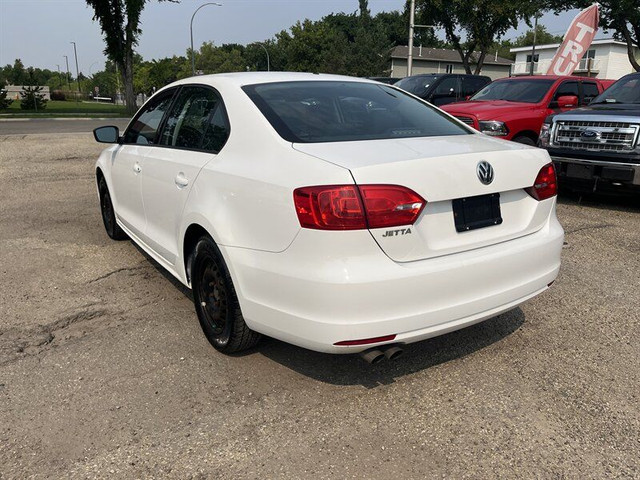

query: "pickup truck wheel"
xmin=513 ymin=135 xmax=536 ymax=146
xmin=98 ymin=177 xmax=127 ymax=240
xmin=191 ymin=236 xmax=261 ymax=353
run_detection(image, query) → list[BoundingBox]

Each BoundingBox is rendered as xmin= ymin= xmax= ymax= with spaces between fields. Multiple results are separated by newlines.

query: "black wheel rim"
xmin=197 ymin=257 xmax=227 ymax=336
xmin=101 ymin=188 xmax=114 ymax=233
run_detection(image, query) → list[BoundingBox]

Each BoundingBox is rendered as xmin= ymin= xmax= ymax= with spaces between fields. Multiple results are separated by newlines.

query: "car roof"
xmin=498 ymin=75 xmax=601 ymax=81
xmin=167 ymin=72 xmax=379 ymax=89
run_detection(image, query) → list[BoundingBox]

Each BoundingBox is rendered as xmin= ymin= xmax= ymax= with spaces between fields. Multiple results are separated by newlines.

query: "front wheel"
xmin=191 ymin=236 xmax=261 ymax=353
xmin=513 ymin=135 xmax=536 ymax=146
xmin=98 ymin=177 xmax=127 ymax=240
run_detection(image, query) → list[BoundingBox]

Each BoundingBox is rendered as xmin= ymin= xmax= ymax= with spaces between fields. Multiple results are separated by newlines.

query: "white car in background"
xmin=93 ymin=72 xmax=563 ymax=363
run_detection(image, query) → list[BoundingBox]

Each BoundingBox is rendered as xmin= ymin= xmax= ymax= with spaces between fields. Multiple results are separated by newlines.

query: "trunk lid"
xmin=294 ymin=135 xmax=554 ymax=262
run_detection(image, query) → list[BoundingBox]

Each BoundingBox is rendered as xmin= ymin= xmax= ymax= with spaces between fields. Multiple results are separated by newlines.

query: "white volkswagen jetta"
xmin=93 ymin=72 xmax=563 ymax=360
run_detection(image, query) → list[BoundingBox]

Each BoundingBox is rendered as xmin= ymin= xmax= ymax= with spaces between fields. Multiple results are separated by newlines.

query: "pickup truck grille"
xmin=553 ymin=120 xmax=639 ymax=152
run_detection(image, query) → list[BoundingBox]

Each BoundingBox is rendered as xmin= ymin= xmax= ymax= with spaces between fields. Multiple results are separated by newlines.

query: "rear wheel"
xmin=191 ymin=236 xmax=261 ymax=353
xmin=513 ymin=135 xmax=536 ymax=146
xmin=98 ymin=177 xmax=127 ymax=240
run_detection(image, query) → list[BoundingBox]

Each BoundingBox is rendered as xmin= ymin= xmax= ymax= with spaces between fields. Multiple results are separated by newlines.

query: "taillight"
xmin=526 ymin=163 xmax=557 ymax=201
xmin=293 ymin=185 xmax=425 ymax=230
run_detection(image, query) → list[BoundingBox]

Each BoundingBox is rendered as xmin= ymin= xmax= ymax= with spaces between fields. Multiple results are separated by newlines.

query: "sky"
xmin=0 ymin=0 xmax=593 ymax=75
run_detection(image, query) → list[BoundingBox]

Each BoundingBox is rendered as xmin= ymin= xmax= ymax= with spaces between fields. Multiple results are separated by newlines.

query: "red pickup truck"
xmin=441 ymin=75 xmax=611 ymax=145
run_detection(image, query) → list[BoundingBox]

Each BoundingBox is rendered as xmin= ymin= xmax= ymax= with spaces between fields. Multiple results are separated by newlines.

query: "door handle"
xmin=133 ymin=162 xmax=142 ymax=174
xmin=175 ymin=172 xmax=189 ymax=188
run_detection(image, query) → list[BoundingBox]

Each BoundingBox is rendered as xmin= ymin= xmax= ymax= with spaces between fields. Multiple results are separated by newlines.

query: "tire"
xmin=98 ymin=177 xmax=127 ymax=240
xmin=513 ymin=135 xmax=536 ymax=146
xmin=191 ymin=236 xmax=261 ymax=353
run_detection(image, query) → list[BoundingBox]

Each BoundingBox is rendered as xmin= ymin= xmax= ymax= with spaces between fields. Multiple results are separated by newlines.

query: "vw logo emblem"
xmin=477 ymin=161 xmax=494 ymax=185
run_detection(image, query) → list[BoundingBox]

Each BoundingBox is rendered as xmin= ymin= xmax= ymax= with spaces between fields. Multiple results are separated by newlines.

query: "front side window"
xmin=123 ymin=90 xmax=175 ymax=145
xmin=159 ymin=86 xmax=228 ymax=152
xmin=554 ymin=81 xmax=579 ymax=100
xmin=471 ymin=79 xmax=555 ymax=103
xmin=243 ymin=81 xmax=470 ymax=143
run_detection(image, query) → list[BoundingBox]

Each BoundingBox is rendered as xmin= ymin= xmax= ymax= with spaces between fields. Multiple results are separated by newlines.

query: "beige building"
xmin=3 ymin=85 xmax=51 ymax=100
xmin=389 ymin=46 xmax=513 ymax=80
xmin=510 ymin=39 xmax=640 ymax=79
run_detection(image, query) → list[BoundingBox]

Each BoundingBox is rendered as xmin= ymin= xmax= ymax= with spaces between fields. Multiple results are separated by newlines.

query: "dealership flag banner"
xmin=546 ymin=4 xmax=599 ymax=75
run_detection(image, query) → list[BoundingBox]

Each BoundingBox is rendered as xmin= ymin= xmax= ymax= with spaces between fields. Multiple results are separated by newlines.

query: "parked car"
xmin=394 ymin=73 xmax=491 ymax=106
xmin=92 ymin=72 xmax=563 ymax=362
xmin=367 ymin=76 xmax=401 ymax=85
xmin=441 ymin=75 xmax=609 ymax=145
xmin=539 ymin=72 xmax=640 ymax=195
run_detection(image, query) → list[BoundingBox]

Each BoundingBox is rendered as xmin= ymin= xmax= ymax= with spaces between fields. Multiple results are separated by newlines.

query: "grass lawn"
xmin=2 ymin=100 xmax=127 ymax=116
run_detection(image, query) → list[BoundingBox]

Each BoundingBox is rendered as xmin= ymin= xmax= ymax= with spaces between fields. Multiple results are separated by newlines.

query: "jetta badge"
xmin=477 ymin=161 xmax=494 ymax=185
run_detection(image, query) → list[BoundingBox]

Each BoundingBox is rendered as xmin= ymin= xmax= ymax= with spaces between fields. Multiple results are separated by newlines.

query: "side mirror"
xmin=93 ymin=126 xmax=120 ymax=144
xmin=555 ymin=95 xmax=578 ymax=108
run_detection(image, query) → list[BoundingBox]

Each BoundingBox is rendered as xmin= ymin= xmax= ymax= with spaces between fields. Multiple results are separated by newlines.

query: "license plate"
xmin=452 ymin=193 xmax=502 ymax=232
xmin=566 ymin=164 xmax=594 ymax=179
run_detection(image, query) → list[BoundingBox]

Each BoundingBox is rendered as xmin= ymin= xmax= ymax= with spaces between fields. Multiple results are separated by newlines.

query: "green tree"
xmin=0 ymin=88 xmax=13 ymax=110
xmin=85 ymin=0 xmax=177 ymax=115
xmin=20 ymin=85 xmax=47 ymax=110
xmin=545 ymin=0 xmax=639 ymax=71
xmin=416 ymin=0 xmax=539 ymax=74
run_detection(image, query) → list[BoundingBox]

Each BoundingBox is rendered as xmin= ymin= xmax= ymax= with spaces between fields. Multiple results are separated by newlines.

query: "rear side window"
xmin=243 ymin=81 xmax=470 ymax=143
xmin=123 ymin=90 xmax=175 ymax=144
xmin=582 ymin=82 xmax=600 ymax=105
xmin=159 ymin=86 xmax=229 ymax=152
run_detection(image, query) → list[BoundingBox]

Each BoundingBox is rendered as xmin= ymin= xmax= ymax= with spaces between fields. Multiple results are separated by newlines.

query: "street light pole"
xmin=71 ymin=41 xmax=81 ymax=94
xmin=254 ymin=43 xmax=270 ymax=71
xmin=63 ymin=55 xmax=71 ymax=91
xmin=190 ymin=2 xmax=222 ymax=76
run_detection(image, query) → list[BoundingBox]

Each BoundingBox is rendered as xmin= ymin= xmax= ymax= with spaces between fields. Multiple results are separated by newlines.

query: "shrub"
xmin=50 ymin=90 xmax=66 ymax=101
xmin=20 ymin=85 xmax=48 ymax=110
xmin=0 ymin=89 xmax=12 ymax=110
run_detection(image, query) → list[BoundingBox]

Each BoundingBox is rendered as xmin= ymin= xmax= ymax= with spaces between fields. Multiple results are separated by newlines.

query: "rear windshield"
xmin=471 ymin=78 xmax=556 ymax=103
xmin=242 ymin=81 xmax=470 ymax=143
xmin=394 ymin=75 xmax=441 ymax=97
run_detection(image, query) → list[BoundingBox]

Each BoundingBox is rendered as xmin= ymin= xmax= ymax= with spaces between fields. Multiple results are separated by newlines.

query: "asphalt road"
xmin=0 ymin=132 xmax=638 ymax=478
xmin=0 ymin=118 xmax=130 ymax=135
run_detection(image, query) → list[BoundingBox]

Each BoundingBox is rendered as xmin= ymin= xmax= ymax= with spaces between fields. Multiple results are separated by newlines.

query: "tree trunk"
xmin=474 ymin=51 xmax=487 ymax=75
xmin=620 ymin=24 xmax=640 ymax=72
xmin=122 ymin=51 xmax=137 ymax=116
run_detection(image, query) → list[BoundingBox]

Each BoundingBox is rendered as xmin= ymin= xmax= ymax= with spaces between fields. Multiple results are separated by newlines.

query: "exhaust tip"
xmin=382 ymin=345 xmax=404 ymax=361
xmin=360 ymin=348 xmax=385 ymax=364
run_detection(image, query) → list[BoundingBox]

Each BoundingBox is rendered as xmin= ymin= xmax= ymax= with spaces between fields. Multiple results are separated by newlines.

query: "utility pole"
xmin=408 ymin=0 xmax=415 ymax=76
xmin=71 ymin=41 xmax=81 ymax=95
xmin=529 ymin=16 xmax=538 ymax=76
xmin=407 ymin=0 xmax=435 ymax=77
xmin=63 ymin=55 xmax=71 ymax=91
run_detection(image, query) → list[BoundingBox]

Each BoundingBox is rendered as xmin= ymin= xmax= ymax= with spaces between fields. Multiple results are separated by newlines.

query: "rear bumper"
xmin=221 ymin=213 xmax=564 ymax=353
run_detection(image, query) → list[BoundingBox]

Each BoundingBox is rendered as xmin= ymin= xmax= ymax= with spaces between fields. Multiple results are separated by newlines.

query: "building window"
xmin=578 ymin=49 xmax=597 ymax=71
xmin=445 ymin=64 xmax=454 ymax=74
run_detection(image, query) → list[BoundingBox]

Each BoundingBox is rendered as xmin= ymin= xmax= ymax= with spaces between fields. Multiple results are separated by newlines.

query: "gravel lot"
xmin=1 ymin=130 xmax=638 ymax=479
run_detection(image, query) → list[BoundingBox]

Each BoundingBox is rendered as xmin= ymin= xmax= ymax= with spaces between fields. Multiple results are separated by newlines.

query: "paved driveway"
xmin=0 ymin=132 xmax=638 ymax=478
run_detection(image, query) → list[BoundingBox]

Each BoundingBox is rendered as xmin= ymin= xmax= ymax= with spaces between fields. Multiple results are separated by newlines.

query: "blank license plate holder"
xmin=452 ymin=193 xmax=502 ymax=232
